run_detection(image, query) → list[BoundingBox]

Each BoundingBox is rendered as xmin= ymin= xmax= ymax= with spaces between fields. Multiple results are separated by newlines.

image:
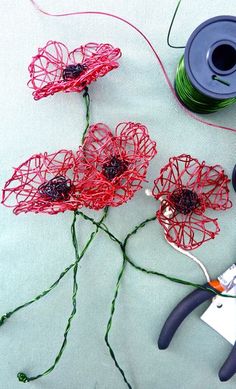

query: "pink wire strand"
xmin=29 ymin=0 xmax=236 ymax=134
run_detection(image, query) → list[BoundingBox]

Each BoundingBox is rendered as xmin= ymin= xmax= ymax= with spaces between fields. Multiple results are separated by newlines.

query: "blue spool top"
xmin=184 ymin=15 xmax=236 ymax=99
xmin=232 ymin=165 xmax=236 ymax=192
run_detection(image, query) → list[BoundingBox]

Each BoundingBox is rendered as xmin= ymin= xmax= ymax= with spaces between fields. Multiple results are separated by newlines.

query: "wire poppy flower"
xmin=152 ymin=154 xmax=232 ymax=250
xmin=76 ymin=122 xmax=157 ymax=209
xmin=28 ymin=41 xmax=122 ymax=100
xmin=2 ymin=150 xmax=83 ymax=215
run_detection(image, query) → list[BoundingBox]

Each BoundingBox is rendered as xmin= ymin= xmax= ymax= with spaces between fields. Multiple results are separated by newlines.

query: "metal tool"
xmin=158 ymin=264 xmax=236 ymax=381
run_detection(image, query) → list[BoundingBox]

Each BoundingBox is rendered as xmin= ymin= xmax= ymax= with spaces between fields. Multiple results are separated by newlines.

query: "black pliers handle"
xmin=158 ymin=280 xmax=236 ymax=382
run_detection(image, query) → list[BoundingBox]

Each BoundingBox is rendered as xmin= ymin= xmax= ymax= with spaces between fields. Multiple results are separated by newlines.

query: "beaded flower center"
xmin=169 ymin=188 xmax=200 ymax=215
xmin=62 ymin=64 xmax=86 ymax=81
xmin=38 ymin=176 xmax=72 ymax=201
xmin=102 ymin=156 xmax=128 ymax=181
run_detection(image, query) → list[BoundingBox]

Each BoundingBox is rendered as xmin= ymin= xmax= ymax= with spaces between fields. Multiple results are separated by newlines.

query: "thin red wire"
xmin=30 ymin=0 xmax=236 ymax=134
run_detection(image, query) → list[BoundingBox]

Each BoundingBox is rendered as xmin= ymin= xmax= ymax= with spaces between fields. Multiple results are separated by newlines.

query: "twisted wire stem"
xmin=78 ymin=211 xmax=236 ymax=299
xmin=104 ymin=255 xmax=132 ymax=389
xmin=17 ymin=213 xmax=79 ymax=382
xmin=0 ymin=263 xmax=74 ymax=327
xmin=17 ymin=208 xmax=108 ymax=383
xmin=81 ymin=87 xmax=91 ymax=143
xmin=17 ymin=212 xmax=79 ymax=382
xmin=76 ymin=211 xmax=132 ymax=388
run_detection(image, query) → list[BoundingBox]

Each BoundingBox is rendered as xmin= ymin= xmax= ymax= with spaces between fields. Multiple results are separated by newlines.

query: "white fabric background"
xmin=0 ymin=1 xmax=236 ymax=388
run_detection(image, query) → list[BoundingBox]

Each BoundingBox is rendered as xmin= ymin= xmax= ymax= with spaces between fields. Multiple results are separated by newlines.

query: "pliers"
xmin=158 ymin=264 xmax=236 ymax=382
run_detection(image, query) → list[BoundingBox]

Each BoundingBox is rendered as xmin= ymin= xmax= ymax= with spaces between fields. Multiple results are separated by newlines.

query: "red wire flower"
xmin=76 ymin=122 xmax=157 ymax=209
xmin=2 ymin=150 xmax=83 ymax=215
xmin=28 ymin=41 xmax=122 ymax=100
xmin=152 ymin=154 xmax=232 ymax=250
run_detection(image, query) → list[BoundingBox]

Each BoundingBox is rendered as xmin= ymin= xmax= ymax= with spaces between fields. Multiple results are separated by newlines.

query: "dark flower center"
xmin=62 ymin=64 xmax=86 ymax=81
xmin=102 ymin=156 xmax=128 ymax=181
xmin=169 ymin=188 xmax=200 ymax=215
xmin=38 ymin=176 xmax=72 ymax=202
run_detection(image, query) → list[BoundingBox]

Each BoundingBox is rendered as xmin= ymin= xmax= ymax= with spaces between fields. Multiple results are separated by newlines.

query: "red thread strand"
xmin=30 ymin=0 xmax=236 ymax=134
xmin=152 ymin=154 xmax=232 ymax=250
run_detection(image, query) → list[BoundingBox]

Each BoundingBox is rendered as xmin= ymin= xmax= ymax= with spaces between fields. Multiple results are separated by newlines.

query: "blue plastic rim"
xmin=184 ymin=16 xmax=236 ymax=99
xmin=232 ymin=165 xmax=236 ymax=192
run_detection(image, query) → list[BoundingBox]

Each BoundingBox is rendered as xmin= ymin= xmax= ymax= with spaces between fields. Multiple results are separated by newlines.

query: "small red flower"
xmin=2 ymin=150 xmax=83 ymax=215
xmin=152 ymin=154 xmax=232 ymax=250
xmin=77 ymin=122 xmax=157 ymax=209
xmin=28 ymin=41 xmax=122 ymax=100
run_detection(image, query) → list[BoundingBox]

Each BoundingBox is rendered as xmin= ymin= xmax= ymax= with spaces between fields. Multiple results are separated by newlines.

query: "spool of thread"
xmin=175 ymin=16 xmax=236 ymax=113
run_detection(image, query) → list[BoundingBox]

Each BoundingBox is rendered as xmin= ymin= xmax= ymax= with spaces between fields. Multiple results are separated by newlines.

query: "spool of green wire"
xmin=175 ymin=56 xmax=236 ymax=114
xmin=173 ymin=15 xmax=236 ymax=114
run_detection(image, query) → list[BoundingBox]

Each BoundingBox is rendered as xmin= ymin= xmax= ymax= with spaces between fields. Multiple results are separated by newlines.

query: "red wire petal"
xmin=28 ymin=42 xmax=121 ymax=100
xmin=196 ymin=164 xmax=232 ymax=211
xmin=109 ymin=163 xmax=148 ymax=207
xmin=153 ymin=154 xmax=203 ymax=200
xmin=80 ymin=123 xmax=114 ymax=167
xmin=2 ymin=150 xmax=82 ymax=215
xmin=28 ymin=41 xmax=69 ymax=90
xmin=77 ymin=170 xmax=114 ymax=210
xmin=157 ymin=201 xmax=220 ymax=250
xmin=77 ymin=122 xmax=156 ymax=208
xmin=115 ymin=122 xmax=157 ymax=163
xmin=69 ymin=43 xmax=121 ymax=64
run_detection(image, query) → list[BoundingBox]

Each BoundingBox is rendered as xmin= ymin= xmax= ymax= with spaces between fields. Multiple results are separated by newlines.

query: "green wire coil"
xmin=175 ymin=56 xmax=236 ymax=114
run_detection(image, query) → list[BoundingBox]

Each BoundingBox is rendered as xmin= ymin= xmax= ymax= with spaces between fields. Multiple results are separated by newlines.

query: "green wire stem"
xmin=78 ymin=211 xmax=236 ymax=299
xmin=167 ymin=0 xmax=185 ymax=49
xmin=81 ymin=87 xmax=91 ymax=143
xmin=175 ymin=56 xmax=236 ymax=113
xmin=17 ymin=208 xmax=108 ymax=383
xmin=76 ymin=211 xmax=132 ymax=388
xmin=0 ymin=262 xmax=74 ymax=327
xmin=104 ymin=255 xmax=132 ymax=389
xmin=17 ymin=212 xmax=80 ymax=382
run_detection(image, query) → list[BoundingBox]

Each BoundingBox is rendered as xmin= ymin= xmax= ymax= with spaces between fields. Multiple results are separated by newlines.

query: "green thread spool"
xmin=174 ymin=16 xmax=236 ymax=114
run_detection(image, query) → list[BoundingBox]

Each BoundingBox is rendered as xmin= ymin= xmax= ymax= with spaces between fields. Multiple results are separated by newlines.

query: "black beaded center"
xmin=62 ymin=64 xmax=86 ymax=81
xmin=170 ymin=188 xmax=200 ymax=215
xmin=38 ymin=176 xmax=72 ymax=202
xmin=102 ymin=156 xmax=128 ymax=181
